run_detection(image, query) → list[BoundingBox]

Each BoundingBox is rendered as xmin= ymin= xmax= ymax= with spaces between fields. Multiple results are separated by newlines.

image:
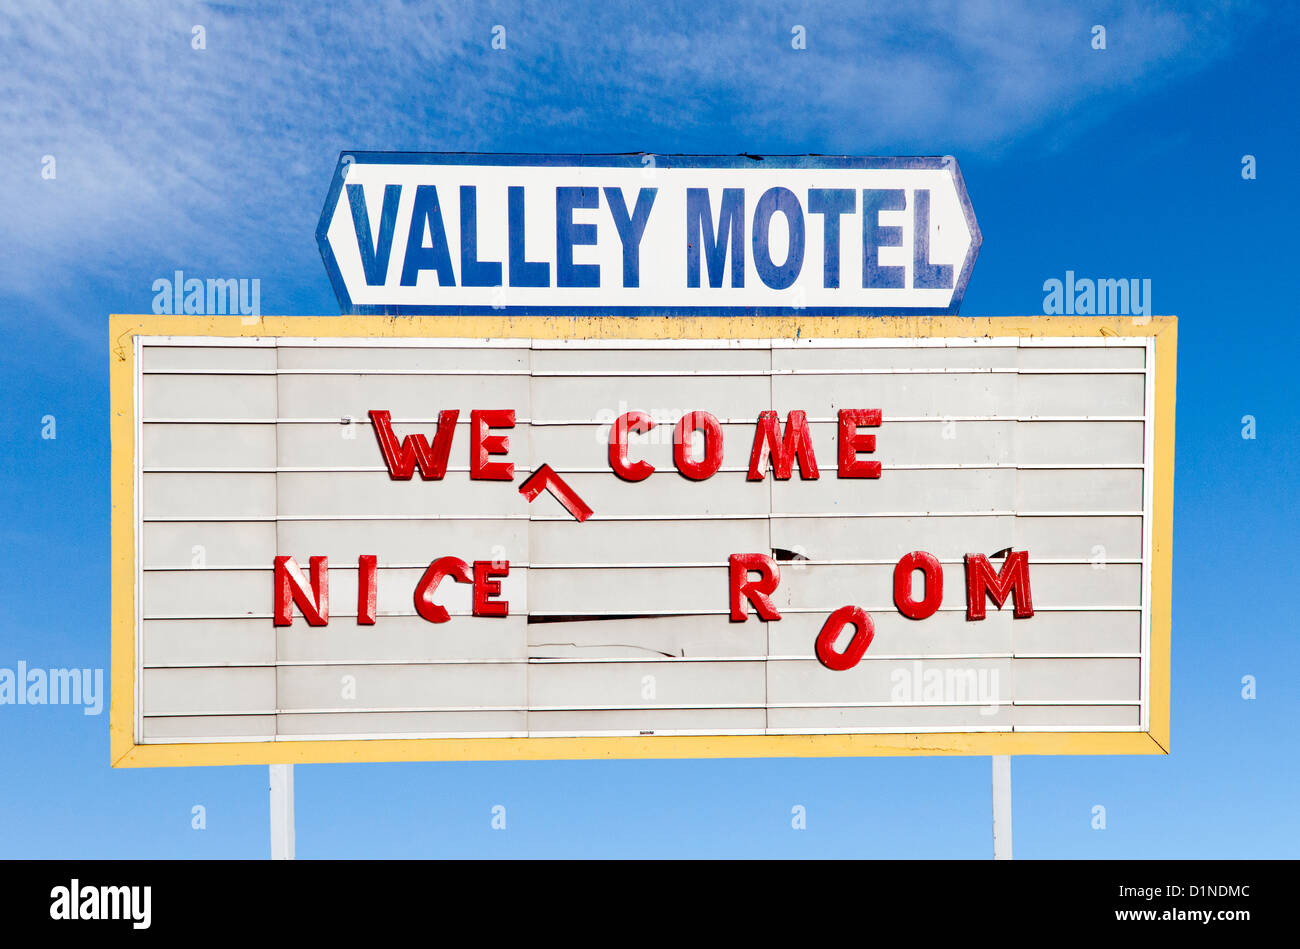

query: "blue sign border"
xmin=316 ymin=153 xmax=981 ymax=317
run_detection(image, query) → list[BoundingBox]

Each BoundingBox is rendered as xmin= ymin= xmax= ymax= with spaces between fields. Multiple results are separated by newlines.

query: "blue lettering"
xmin=556 ymin=186 xmax=600 ymax=288
xmin=347 ymin=184 xmax=401 ymax=286
xmin=751 ymin=187 xmax=805 ymax=290
xmin=400 ymin=185 xmax=456 ymax=287
xmin=604 ymin=187 xmax=657 ymax=288
xmin=912 ymin=189 xmax=952 ymax=289
xmin=808 ymin=188 xmax=855 ymax=289
xmin=459 ymin=186 xmax=502 ymax=287
xmin=863 ymin=189 xmax=905 ymax=289
xmin=686 ymin=188 xmax=745 ymax=288
xmin=508 ymin=186 xmax=550 ymax=287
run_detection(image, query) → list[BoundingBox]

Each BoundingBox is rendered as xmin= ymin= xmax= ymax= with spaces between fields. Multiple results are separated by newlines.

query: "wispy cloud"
xmin=0 ymin=0 xmax=1266 ymax=330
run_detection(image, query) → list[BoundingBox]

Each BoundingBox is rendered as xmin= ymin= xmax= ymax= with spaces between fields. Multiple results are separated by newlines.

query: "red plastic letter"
xmin=838 ymin=408 xmax=882 ymax=478
xmin=518 ymin=464 xmax=594 ymax=522
xmin=747 ymin=410 xmax=819 ymax=481
xmin=893 ymin=550 xmax=943 ymax=620
xmin=369 ymin=409 xmax=459 ymax=480
xmin=674 ymin=411 xmax=724 ymax=481
xmin=357 ymin=554 xmax=377 ymax=625
xmin=728 ymin=553 xmax=782 ymax=621
xmin=815 ymin=605 xmax=875 ymax=671
xmin=965 ymin=551 xmax=1035 ymax=620
xmin=274 ymin=555 xmax=329 ymax=627
xmin=473 ymin=560 xmax=510 ymax=617
xmin=471 ymin=409 xmax=515 ymax=481
xmin=413 ymin=556 xmax=472 ymax=624
xmin=609 ymin=411 xmax=656 ymax=482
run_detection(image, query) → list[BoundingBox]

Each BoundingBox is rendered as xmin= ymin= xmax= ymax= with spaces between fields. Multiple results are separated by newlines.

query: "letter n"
xmin=275 ymin=556 xmax=329 ymax=626
xmin=964 ymin=551 xmax=1034 ymax=620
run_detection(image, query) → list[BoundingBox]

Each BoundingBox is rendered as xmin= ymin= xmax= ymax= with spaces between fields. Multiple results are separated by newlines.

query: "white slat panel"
xmin=531 ymin=347 xmax=769 ymax=372
xmin=134 ymin=335 xmax=1157 ymax=744
xmin=1012 ymin=705 xmax=1140 ymax=727
xmin=1011 ymin=610 xmax=1141 ymax=655
xmin=142 ymin=715 xmax=277 ymax=739
xmin=774 ymin=346 xmax=1021 ymax=370
xmin=772 ymin=467 xmax=1016 ymax=515
xmin=142 ymin=345 xmax=276 ymax=372
xmin=532 ymin=374 xmax=769 ymax=420
xmin=528 ymin=708 xmax=766 ymax=734
xmin=1016 ymin=346 xmax=1144 ymax=369
xmin=1014 ymin=516 xmax=1143 ymax=559
xmin=767 ymin=658 xmax=1011 ymax=706
xmin=1017 ymin=469 xmax=1143 ymax=511
xmin=142 ymin=374 xmax=276 ymax=419
xmin=144 ymin=618 xmax=275 ymax=666
xmin=143 ymin=667 xmax=275 ymax=715
xmin=277 ymin=373 xmax=531 ymax=418
xmin=277 ymin=518 xmax=527 ymax=566
xmin=768 ymin=705 xmax=1014 ymax=730
xmin=530 ymin=517 xmax=768 ymax=564
xmin=766 ymin=611 xmax=1013 ymax=659
xmin=143 ymin=521 xmax=275 ymax=568
xmin=771 ymin=515 xmax=1016 ymax=561
xmin=1016 ymin=374 xmax=1144 ymax=416
xmin=1013 ymin=658 xmax=1140 ymax=702
xmin=276 ymin=710 xmax=526 ymax=736
xmin=276 ymin=663 xmax=526 ymax=710
xmin=276 ymin=472 xmax=533 ymax=517
xmin=276 ymin=346 xmax=530 ymax=371
xmin=528 ymin=566 xmax=724 ymax=614
xmin=1015 ymin=421 xmax=1144 ymax=465
xmin=278 ymin=615 xmax=528 ymax=663
xmin=143 ymin=568 xmax=267 ymax=617
xmin=527 ymin=614 xmax=767 ymax=659
xmin=774 ymin=372 xmax=1015 ymax=417
xmin=143 ymin=472 xmax=275 ymax=518
xmin=528 ymin=660 xmax=765 ymax=708
xmin=143 ymin=422 xmax=276 ymax=468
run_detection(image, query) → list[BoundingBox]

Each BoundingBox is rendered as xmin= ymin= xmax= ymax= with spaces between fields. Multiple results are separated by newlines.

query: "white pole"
xmin=269 ymin=764 xmax=295 ymax=860
xmin=992 ymin=755 xmax=1012 ymax=860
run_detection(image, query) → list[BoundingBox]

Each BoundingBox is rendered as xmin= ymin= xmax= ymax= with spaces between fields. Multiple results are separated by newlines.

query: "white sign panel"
xmin=114 ymin=317 xmax=1172 ymax=765
xmin=317 ymin=154 xmax=981 ymax=314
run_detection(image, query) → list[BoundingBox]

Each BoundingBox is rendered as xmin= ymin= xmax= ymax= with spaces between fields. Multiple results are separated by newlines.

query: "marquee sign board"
xmin=109 ymin=313 xmax=1174 ymax=767
xmin=316 ymin=154 xmax=981 ymax=315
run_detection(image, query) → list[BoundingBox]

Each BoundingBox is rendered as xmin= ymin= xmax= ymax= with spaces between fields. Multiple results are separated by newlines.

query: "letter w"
xmin=369 ymin=409 xmax=459 ymax=480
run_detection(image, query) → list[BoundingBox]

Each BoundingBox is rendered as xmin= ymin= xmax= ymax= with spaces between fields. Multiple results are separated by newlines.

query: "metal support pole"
xmin=992 ymin=755 xmax=1012 ymax=860
xmin=270 ymin=764 xmax=295 ymax=860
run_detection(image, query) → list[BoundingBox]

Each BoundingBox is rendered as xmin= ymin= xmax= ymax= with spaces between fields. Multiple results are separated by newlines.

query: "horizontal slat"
xmin=276 ymin=663 xmax=526 ymax=711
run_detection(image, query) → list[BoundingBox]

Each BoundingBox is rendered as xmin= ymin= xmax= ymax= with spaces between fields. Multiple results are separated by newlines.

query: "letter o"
xmin=814 ymin=605 xmax=875 ymax=671
xmin=893 ymin=550 xmax=943 ymax=620
xmin=673 ymin=411 xmax=724 ymax=480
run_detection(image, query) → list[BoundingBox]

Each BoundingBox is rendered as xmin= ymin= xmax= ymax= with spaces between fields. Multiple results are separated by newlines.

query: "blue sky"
xmin=1 ymin=0 xmax=1297 ymax=857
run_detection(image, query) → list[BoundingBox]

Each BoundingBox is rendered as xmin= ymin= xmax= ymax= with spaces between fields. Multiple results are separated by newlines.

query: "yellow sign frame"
xmin=110 ymin=313 xmax=1175 ymax=767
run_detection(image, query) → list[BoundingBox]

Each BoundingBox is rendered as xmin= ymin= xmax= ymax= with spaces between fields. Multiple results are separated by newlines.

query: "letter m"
xmin=748 ymin=410 xmax=819 ymax=480
xmin=964 ymin=551 xmax=1034 ymax=620
xmin=1099 ymin=278 xmax=1129 ymax=315
xmin=368 ymin=409 xmax=459 ymax=480
xmin=686 ymin=188 xmax=744 ymax=288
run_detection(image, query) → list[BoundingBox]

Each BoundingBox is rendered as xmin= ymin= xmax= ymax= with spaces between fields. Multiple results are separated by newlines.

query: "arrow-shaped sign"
xmin=317 ymin=153 xmax=980 ymax=315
